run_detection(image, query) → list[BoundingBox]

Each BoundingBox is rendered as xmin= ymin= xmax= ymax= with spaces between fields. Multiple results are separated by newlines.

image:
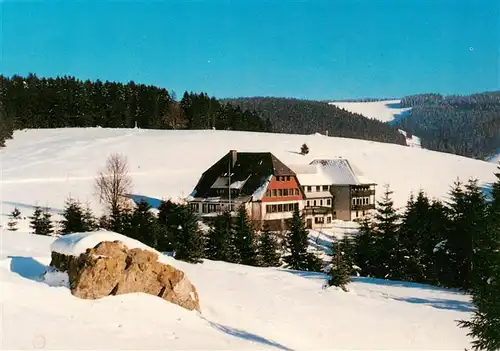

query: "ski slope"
xmin=329 ymin=99 xmax=421 ymax=148
xmin=0 ymin=230 xmax=474 ymax=350
xmin=1 ymin=127 xmax=497 ymax=232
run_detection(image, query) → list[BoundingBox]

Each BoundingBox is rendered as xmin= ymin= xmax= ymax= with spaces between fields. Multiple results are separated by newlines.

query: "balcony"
xmin=351 ymin=203 xmax=375 ymax=211
xmin=351 ymin=189 xmax=375 ymax=197
xmin=303 ymin=206 xmax=333 ymax=215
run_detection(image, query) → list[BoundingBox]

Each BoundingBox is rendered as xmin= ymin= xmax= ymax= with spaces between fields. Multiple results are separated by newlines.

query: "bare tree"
xmin=95 ymin=153 xmax=133 ymax=212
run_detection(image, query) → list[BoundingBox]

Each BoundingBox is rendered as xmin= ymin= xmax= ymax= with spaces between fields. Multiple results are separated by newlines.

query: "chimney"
xmin=230 ymin=150 xmax=237 ymax=167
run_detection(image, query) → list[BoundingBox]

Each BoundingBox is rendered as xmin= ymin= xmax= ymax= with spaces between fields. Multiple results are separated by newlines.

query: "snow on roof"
xmin=290 ymin=164 xmax=332 ymax=186
xmin=50 ymin=231 xmax=160 ymax=257
xmin=309 ymin=158 xmax=375 ymax=185
xmin=252 ymin=174 xmax=273 ymax=201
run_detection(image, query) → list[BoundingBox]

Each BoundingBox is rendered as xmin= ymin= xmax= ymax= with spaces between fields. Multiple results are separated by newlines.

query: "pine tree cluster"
xmin=0 ymin=74 xmax=272 ymax=147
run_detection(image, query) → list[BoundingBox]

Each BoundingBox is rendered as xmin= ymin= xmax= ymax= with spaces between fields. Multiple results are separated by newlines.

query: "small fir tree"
xmin=171 ymin=205 xmax=204 ymax=263
xmin=372 ymin=184 xmax=401 ymax=280
xmin=258 ymin=222 xmax=281 ymax=267
xmin=458 ymin=165 xmax=500 ymax=350
xmin=328 ymin=239 xmax=352 ymax=291
xmin=233 ymin=206 xmax=258 ymax=266
xmin=205 ymin=211 xmax=234 ymax=262
xmin=353 ymin=216 xmax=376 ymax=277
xmin=284 ymin=207 xmax=321 ymax=271
xmin=127 ymin=200 xmax=156 ymax=246
xmin=82 ymin=205 xmax=98 ymax=232
xmin=30 ymin=207 xmax=54 ymax=236
xmin=7 ymin=207 xmax=21 ymax=231
xmin=300 ymin=143 xmax=309 ymax=155
xmin=60 ymin=197 xmax=86 ymax=234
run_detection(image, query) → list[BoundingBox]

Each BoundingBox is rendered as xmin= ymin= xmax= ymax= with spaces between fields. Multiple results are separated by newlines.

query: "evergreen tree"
xmin=398 ymin=190 xmax=441 ymax=283
xmin=300 ymin=143 xmax=309 ymax=155
xmin=171 ymin=205 xmax=204 ymax=263
xmin=7 ymin=207 xmax=21 ymax=231
xmin=156 ymin=200 xmax=180 ymax=252
xmin=127 ymin=200 xmax=156 ymax=246
xmin=205 ymin=211 xmax=235 ymax=262
xmin=60 ymin=197 xmax=86 ymax=234
xmin=233 ymin=206 xmax=258 ymax=266
xmin=109 ymin=204 xmax=132 ymax=235
xmin=41 ymin=209 xmax=54 ymax=236
xmin=442 ymin=179 xmax=487 ymax=290
xmin=372 ymin=185 xmax=401 ymax=280
xmin=284 ymin=207 xmax=321 ymax=271
xmin=258 ymin=222 xmax=281 ymax=267
xmin=82 ymin=204 xmax=98 ymax=232
xmin=328 ymin=239 xmax=352 ymax=291
xmin=458 ymin=165 xmax=500 ymax=350
xmin=353 ymin=216 xmax=376 ymax=277
xmin=30 ymin=206 xmax=54 ymax=236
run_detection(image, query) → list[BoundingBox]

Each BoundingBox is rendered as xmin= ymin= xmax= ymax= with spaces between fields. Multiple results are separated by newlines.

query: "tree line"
xmin=396 ymin=91 xmax=500 ymax=160
xmin=0 ymin=74 xmax=272 ymax=147
xmin=225 ymin=97 xmax=408 ymax=145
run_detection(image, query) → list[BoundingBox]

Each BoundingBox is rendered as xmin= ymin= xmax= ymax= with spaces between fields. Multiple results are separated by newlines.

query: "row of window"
xmin=352 ymin=197 xmax=370 ymax=206
xmin=276 ymin=176 xmax=292 ymax=182
xmin=265 ymin=188 xmax=300 ymax=197
xmin=190 ymin=202 xmax=233 ymax=214
xmin=265 ymin=202 xmax=299 ymax=213
xmin=305 ymin=199 xmax=331 ymax=207
xmin=303 ymin=185 xmax=331 ymax=193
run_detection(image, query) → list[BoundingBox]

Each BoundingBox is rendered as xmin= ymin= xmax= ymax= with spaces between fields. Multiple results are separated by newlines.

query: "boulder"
xmin=49 ymin=240 xmax=200 ymax=312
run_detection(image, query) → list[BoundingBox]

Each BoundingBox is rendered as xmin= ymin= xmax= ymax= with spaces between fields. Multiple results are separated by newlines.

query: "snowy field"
xmin=0 ymin=230 xmax=475 ymax=350
xmin=329 ymin=99 xmax=421 ymax=148
xmin=1 ymin=127 xmax=496 ymax=233
xmin=0 ymin=127 xmax=495 ymax=349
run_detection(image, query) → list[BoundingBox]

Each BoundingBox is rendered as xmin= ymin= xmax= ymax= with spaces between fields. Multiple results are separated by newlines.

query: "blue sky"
xmin=1 ymin=0 xmax=499 ymax=100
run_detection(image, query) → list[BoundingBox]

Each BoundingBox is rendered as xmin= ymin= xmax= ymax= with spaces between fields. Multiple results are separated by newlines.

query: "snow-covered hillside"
xmin=1 ymin=127 xmax=497 ymax=231
xmin=329 ymin=99 xmax=421 ymax=148
xmin=0 ymin=230 xmax=474 ymax=349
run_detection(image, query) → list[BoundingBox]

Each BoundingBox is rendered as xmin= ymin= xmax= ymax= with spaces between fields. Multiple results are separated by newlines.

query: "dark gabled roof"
xmin=191 ymin=151 xmax=295 ymax=199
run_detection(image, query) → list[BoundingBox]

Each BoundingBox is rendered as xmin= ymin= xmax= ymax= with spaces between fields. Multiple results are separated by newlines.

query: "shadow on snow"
xmin=8 ymin=255 xmax=47 ymax=281
xmin=391 ymin=296 xmax=474 ymax=312
xmin=202 ymin=317 xmax=293 ymax=350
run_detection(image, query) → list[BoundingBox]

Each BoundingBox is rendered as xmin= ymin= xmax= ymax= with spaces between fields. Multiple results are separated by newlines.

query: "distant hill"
xmin=395 ymin=92 xmax=500 ymax=160
xmin=223 ymin=97 xmax=407 ymax=146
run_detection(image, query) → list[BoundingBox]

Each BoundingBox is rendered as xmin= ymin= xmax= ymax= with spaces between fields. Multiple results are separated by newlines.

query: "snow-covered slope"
xmin=1 ymin=127 xmax=497 ymax=231
xmin=329 ymin=99 xmax=411 ymax=123
xmin=0 ymin=230 xmax=474 ymax=349
xmin=329 ymin=99 xmax=421 ymax=148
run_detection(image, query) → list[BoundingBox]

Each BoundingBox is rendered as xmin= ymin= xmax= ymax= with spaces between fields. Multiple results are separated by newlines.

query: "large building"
xmin=187 ymin=150 xmax=377 ymax=230
xmin=187 ymin=150 xmax=304 ymax=230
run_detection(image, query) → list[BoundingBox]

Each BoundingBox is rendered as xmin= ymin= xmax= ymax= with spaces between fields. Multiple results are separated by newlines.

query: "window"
xmin=278 ymin=204 xmax=283 ymax=212
xmin=283 ymin=189 xmax=289 ymax=196
xmin=272 ymin=189 xmax=277 ymax=197
xmin=190 ymin=203 xmax=199 ymax=212
xmin=208 ymin=204 xmax=217 ymax=213
xmin=266 ymin=205 xmax=272 ymax=213
xmin=327 ymin=216 xmax=331 ymax=224
xmin=313 ymin=200 xmax=317 ymax=207
xmin=319 ymin=200 xmax=323 ymax=206
xmin=277 ymin=189 xmax=283 ymax=196
xmin=316 ymin=186 xmax=321 ymax=192
xmin=266 ymin=190 xmax=271 ymax=197
xmin=294 ymin=203 xmax=299 ymax=210
xmin=322 ymin=185 xmax=328 ymax=191
xmin=285 ymin=176 xmax=290 ymax=181
xmin=295 ymin=189 xmax=299 ymax=195
xmin=306 ymin=200 xmax=310 ymax=207
xmin=315 ymin=216 xmax=325 ymax=224
xmin=355 ymin=211 xmax=359 ymax=218
xmin=307 ymin=186 xmax=312 ymax=192
xmin=202 ymin=204 xmax=208 ymax=213
xmin=276 ymin=176 xmax=281 ymax=182
xmin=362 ymin=211 xmax=365 ymax=216
xmin=327 ymin=199 xmax=331 ymax=206
xmin=352 ymin=198 xmax=356 ymax=205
